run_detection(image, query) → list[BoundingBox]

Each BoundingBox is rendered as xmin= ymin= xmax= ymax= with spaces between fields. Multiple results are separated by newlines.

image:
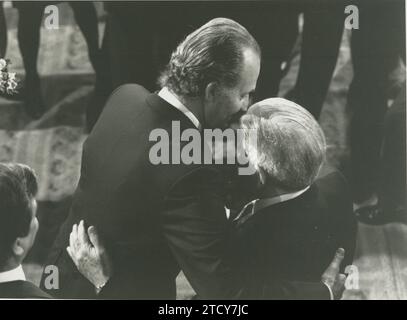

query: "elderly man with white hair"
xmin=230 ymin=98 xmax=357 ymax=286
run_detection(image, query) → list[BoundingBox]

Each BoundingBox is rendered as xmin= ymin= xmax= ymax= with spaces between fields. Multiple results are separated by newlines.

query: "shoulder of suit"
xmin=114 ymin=83 xmax=150 ymax=96
xmin=0 ymin=280 xmax=52 ymax=299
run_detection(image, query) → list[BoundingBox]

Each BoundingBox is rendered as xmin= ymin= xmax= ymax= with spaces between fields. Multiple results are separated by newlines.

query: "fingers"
xmin=335 ymin=248 xmax=345 ymax=262
xmin=69 ymin=224 xmax=77 ymax=252
xmin=66 ymin=246 xmax=75 ymax=263
xmin=69 ymin=221 xmax=88 ymax=262
xmin=334 ymin=273 xmax=347 ymax=300
xmin=331 ymin=248 xmax=345 ymax=273
xmin=338 ymin=273 xmax=347 ymax=286
xmin=345 ymin=289 xmax=366 ymax=300
xmin=67 ymin=224 xmax=111 ymax=289
xmin=88 ymin=225 xmax=104 ymax=252
xmin=70 ymin=220 xmax=91 ymax=248
xmin=72 ymin=223 xmax=78 ymax=240
xmin=78 ymin=220 xmax=90 ymax=245
xmin=322 ymin=248 xmax=345 ymax=282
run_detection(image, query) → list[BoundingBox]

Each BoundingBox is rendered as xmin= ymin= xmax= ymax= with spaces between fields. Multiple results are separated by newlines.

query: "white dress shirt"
xmin=158 ymin=87 xmax=201 ymax=129
xmin=0 ymin=265 xmax=26 ymax=283
xmin=234 ymin=186 xmax=310 ymax=224
xmin=253 ymin=186 xmax=310 ymax=213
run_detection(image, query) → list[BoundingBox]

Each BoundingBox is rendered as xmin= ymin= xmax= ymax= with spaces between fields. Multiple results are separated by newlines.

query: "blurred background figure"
xmin=86 ymin=1 xmax=344 ymax=130
xmin=13 ymin=1 xmax=101 ymax=119
xmin=347 ymin=0 xmax=405 ymax=224
xmin=86 ymin=2 xmax=197 ymax=131
xmin=202 ymin=2 xmax=344 ymax=119
xmin=0 ymin=1 xmax=6 ymax=58
xmin=379 ymin=85 xmax=406 ymax=224
xmin=284 ymin=2 xmax=344 ymax=119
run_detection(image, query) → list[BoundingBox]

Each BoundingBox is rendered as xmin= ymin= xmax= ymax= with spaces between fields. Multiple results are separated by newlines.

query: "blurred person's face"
xmin=203 ymin=48 xmax=260 ymax=129
xmin=13 ymin=199 xmax=39 ymax=262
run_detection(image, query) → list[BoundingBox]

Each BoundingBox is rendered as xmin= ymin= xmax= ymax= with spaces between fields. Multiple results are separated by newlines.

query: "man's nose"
xmin=241 ymin=101 xmax=250 ymax=113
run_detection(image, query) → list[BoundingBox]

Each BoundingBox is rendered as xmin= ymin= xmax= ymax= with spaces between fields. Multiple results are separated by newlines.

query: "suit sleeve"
xmin=160 ymin=167 xmax=331 ymax=299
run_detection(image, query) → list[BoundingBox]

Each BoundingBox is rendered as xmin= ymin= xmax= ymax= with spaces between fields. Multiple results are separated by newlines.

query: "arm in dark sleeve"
xmin=161 ymin=167 xmax=330 ymax=299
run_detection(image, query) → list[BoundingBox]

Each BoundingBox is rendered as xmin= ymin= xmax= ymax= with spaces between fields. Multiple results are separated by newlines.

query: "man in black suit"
xmin=0 ymin=163 xmax=50 ymax=299
xmin=42 ymin=18 xmax=346 ymax=299
xmin=232 ymin=98 xmax=357 ymax=287
xmin=379 ymin=84 xmax=406 ymax=224
xmin=348 ymin=0 xmax=405 ymax=220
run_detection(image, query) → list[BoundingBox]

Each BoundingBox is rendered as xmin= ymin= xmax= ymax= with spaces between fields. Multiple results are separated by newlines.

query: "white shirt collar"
xmin=158 ymin=87 xmax=201 ymax=129
xmin=233 ymin=186 xmax=310 ymax=222
xmin=254 ymin=186 xmax=311 ymax=212
xmin=0 ymin=265 xmax=26 ymax=283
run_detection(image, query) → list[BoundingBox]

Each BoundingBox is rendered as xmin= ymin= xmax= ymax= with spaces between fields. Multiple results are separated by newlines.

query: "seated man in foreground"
xmin=0 ymin=163 xmax=49 ymax=298
xmin=0 ymin=163 xmax=109 ymax=298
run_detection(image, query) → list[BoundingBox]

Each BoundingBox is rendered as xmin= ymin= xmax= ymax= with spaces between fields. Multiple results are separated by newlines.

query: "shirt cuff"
xmin=323 ymin=282 xmax=334 ymax=300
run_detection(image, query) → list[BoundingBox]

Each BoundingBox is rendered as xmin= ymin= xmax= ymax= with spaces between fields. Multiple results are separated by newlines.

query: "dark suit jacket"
xmin=41 ymin=84 xmax=331 ymax=299
xmin=232 ymin=171 xmax=357 ymax=287
xmin=0 ymin=281 xmax=51 ymax=299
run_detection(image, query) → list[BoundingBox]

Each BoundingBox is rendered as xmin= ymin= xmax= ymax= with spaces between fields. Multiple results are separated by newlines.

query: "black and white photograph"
xmin=0 ymin=0 xmax=406 ymax=303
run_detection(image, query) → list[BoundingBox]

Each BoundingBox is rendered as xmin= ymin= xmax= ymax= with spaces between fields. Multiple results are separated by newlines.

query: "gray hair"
xmin=241 ymin=98 xmax=326 ymax=191
xmin=158 ymin=17 xmax=261 ymax=97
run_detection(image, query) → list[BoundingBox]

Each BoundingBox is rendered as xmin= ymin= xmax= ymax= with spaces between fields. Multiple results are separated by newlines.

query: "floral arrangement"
xmin=0 ymin=58 xmax=18 ymax=95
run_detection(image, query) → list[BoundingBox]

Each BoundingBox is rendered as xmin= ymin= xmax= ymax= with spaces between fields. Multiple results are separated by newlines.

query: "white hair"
xmin=241 ymin=98 xmax=326 ymax=191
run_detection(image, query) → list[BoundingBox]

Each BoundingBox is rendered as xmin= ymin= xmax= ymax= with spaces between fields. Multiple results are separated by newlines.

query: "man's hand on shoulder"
xmin=67 ymin=220 xmax=113 ymax=294
xmin=321 ymin=248 xmax=347 ymax=300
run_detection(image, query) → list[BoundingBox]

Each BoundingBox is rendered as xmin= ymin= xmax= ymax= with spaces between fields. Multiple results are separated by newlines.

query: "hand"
xmin=321 ymin=248 xmax=347 ymax=300
xmin=342 ymin=289 xmax=367 ymax=300
xmin=67 ymin=220 xmax=113 ymax=292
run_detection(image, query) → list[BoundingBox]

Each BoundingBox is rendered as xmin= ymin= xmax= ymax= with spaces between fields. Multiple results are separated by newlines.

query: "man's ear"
xmin=12 ymin=238 xmax=25 ymax=257
xmin=204 ymin=82 xmax=218 ymax=101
